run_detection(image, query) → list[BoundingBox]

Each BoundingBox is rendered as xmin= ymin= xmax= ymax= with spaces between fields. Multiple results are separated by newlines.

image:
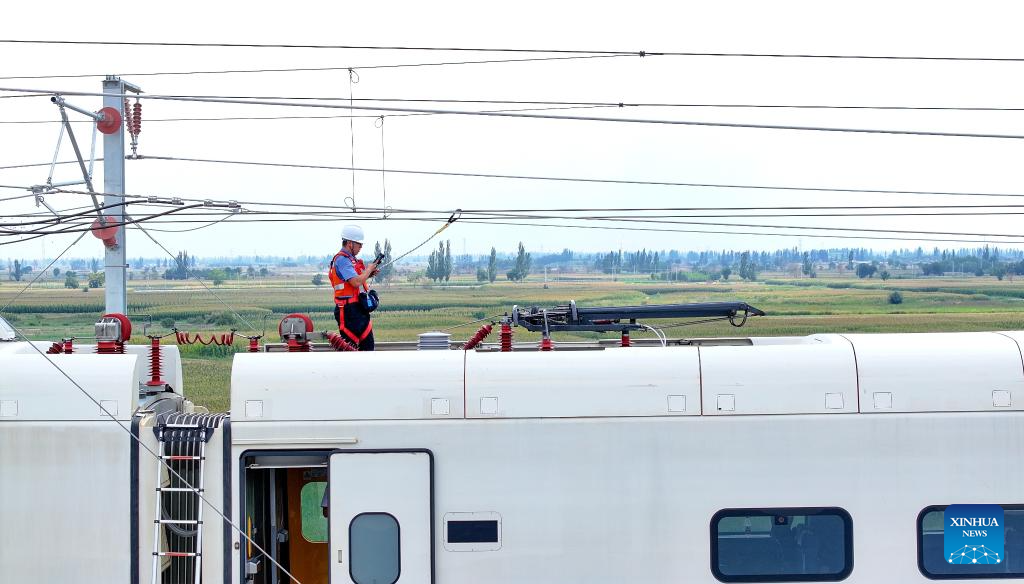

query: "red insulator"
xmin=621 ymin=331 xmax=631 ymax=347
xmin=95 ymin=106 xmax=122 ymax=135
xmin=63 ymin=338 xmax=74 ymax=354
xmin=91 ymin=216 xmax=118 ymax=249
xmin=325 ymin=331 xmax=357 ymax=352
xmin=248 ymin=337 xmax=260 ymax=352
xmin=146 ymin=336 xmax=166 ymax=387
xmin=540 ymin=336 xmax=553 ymax=351
xmin=463 ymin=324 xmax=493 ymax=351
xmin=500 ymin=322 xmax=512 ymax=352
xmin=286 ymin=338 xmax=311 ymax=352
xmin=132 ymin=101 xmax=142 ymax=136
xmin=46 ymin=342 xmax=62 ymax=354
xmin=123 ymin=99 xmax=133 ymax=128
xmin=96 ymin=341 xmax=123 ymax=354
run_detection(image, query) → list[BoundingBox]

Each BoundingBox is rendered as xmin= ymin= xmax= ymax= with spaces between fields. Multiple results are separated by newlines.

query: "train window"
xmin=918 ymin=505 xmax=1024 ymax=578
xmin=443 ymin=512 xmax=502 ymax=551
xmin=350 ymin=513 xmax=400 ymax=584
xmin=448 ymin=520 xmax=499 ymax=543
xmin=299 ymin=482 xmax=328 ymax=543
xmin=711 ymin=508 xmax=853 ymax=582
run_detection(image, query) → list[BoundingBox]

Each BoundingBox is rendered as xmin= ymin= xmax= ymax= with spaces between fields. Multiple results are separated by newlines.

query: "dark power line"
xmin=5 ymin=39 xmax=1024 ymax=63
xmin=132 ymin=154 xmax=1024 ymax=199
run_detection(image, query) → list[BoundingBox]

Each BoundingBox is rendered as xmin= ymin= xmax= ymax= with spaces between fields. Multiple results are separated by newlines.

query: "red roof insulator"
xmin=46 ymin=342 xmax=63 ymax=354
xmin=500 ymin=322 xmax=512 ymax=352
xmin=248 ymin=336 xmax=261 ymax=352
xmin=463 ymin=324 xmax=493 ymax=351
xmin=539 ymin=336 xmax=553 ymax=352
xmin=621 ymin=331 xmax=631 ymax=347
xmin=146 ymin=336 xmax=166 ymax=387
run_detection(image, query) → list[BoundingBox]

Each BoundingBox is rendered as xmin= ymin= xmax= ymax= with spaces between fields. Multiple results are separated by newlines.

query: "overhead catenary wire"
xmin=8 ymin=86 xmax=1024 ymax=140
xmin=126 ymin=155 xmax=1024 ymax=199
xmin=16 ymin=189 xmax=1024 ymax=241
xmin=9 ymin=39 xmax=1024 ymax=63
xmin=15 ymin=95 xmax=1024 ymax=113
xmin=130 ymin=217 xmax=260 ymax=334
xmin=0 ymin=54 xmax=633 ymax=81
xmin=0 ymin=104 xmax=623 ymax=125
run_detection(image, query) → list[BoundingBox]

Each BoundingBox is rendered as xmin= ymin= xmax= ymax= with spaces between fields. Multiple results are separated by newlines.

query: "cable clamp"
xmin=638 ymin=50 xmax=646 ymax=57
xmin=447 ymin=209 xmax=462 ymax=224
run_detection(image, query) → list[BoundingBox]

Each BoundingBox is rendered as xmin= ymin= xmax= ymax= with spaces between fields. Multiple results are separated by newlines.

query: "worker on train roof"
xmin=329 ymin=225 xmax=381 ymax=351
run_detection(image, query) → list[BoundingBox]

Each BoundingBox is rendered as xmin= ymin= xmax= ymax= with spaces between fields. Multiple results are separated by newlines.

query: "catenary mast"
xmin=103 ymin=76 xmax=141 ymax=314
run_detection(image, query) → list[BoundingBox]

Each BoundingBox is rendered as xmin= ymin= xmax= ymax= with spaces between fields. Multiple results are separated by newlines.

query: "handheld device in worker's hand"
xmin=373 ymin=253 xmax=386 ymax=266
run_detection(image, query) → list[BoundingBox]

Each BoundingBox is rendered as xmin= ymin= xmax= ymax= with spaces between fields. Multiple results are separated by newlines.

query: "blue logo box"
xmin=944 ymin=504 xmax=1005 ymax=566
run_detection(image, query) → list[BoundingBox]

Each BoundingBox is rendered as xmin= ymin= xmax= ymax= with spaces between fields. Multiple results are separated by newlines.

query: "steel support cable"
xmin=0 ymin=202 xmax=101 ymax=218
xmin=0 ymin=231 xmax=86 ymax=314
xmin=451 ymin=218 xmax=1024 ymax=244
xmin=130 ymin=155 xmax=1024 ymax=199
xmin=18 ymin=93 xmax=1024 ymax=112
xmin=41 ymin=189 xmax=1024 ymax=222
xmin=0 ymin=104 xmax=622 ymax=125
xmin=130 ymin=218 xmax=260 ymax=334
xmin=0 ymin=193 xmax=37 ymax=202
xmin=0 ymin=54 xmax=634 ymax=80
xmin=11 ymin=39 xmax=1024 ymax=63
xmin=0 ymin=321 xmax=305 ymax=583
xmin=111 ymin=213 xmax=1024 ymax=239
xmin=52 ymin=211 xmax=1024 ymax=241
xmin=0 ymin=200 xmax=130 ymax=227
xmin=37 ymin=189 xmax=1024 ymax=239
xmin=0 ymin=207 xmax=222 ymax=243
xmin=0 ymin=203 xmax=201 ymax=236
xmin=100 ymin=206 xmax=1024 ymax=220
xmin=19 ymin=198 xmax=1024 ymax=227
xmin=10 ymin=87 xmax=1024 ymax=140
xmin=0 ymin=159 xmax=103 ymax=171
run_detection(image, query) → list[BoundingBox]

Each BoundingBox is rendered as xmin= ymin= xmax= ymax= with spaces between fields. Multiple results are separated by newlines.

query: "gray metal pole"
xmin=102 ymin=76 xmax=141 ymax=315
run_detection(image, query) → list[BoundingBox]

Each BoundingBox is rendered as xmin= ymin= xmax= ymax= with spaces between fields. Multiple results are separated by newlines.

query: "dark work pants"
xmin=334 ymin=303 xmax=375 ymax=351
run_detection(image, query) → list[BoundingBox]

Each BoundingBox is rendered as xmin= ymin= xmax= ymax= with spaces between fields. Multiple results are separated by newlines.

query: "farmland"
xmin=4 ymin=273 xmax=1024 ymax=412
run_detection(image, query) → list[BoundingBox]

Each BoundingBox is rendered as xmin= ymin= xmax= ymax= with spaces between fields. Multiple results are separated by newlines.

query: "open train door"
xmin=328 ymin=450 xmax=434 ymax=584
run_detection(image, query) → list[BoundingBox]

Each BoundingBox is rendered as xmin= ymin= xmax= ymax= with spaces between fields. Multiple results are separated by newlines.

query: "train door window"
xmin=918 ymin=505 xmax=1024 ymax=578
xmin=350 ymin=512 xmax=400 ymax=584
xmin=711 ymin=507 xmax=854 ymax=582
xmin=300 ymin=481 xmax=328 ymax=542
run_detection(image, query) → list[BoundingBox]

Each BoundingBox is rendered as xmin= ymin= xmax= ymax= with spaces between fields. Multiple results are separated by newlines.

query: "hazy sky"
xmin=5 ymin=1 xmax=1024 ymax=261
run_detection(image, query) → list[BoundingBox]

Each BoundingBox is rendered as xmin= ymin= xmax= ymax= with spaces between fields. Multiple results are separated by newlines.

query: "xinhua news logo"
xmin=944 ymin=504 xmax=1005 ymax=566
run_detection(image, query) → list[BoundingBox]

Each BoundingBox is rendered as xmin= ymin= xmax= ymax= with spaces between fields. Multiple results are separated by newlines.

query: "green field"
xmin=5 ymin=274 xmax=1024 ymax=412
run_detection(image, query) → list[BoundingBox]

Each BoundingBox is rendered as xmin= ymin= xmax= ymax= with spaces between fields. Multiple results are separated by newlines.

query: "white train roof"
xmin=230 ymin=331 xmax=1024 ymax=422
xmin=0 ymin=342 xmax=184 ymax=421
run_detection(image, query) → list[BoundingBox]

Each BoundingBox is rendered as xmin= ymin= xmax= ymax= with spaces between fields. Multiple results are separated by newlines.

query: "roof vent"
xmin=418 ymin=331 xmax=451 ymax=350
xmin=0 ymin=316 xmax=15 ymax=341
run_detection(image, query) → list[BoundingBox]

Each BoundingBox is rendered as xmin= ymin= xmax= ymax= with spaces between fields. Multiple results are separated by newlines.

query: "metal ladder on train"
xmin=151 ymin=418 xmax=215 ymax=584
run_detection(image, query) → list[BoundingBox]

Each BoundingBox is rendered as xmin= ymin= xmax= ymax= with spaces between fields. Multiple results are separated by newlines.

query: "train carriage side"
xmin=226 ymin=331 xmax=1024 ymax=584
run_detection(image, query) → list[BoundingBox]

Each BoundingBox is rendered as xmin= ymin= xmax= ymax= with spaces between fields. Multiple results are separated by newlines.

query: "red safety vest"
xmin=329 ymin=249 xmax=369 ymax=306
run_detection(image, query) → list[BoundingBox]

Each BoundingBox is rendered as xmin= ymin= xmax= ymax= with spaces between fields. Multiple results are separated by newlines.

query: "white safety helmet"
xmin=341 ymin=224 xmax=365 ymax=243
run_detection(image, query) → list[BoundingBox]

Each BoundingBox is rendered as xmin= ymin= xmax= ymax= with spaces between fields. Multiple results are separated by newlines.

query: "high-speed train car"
xmin=2 ymin=315 xmax=1024 ymax=584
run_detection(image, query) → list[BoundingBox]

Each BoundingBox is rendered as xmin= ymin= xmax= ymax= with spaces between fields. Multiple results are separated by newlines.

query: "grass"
xmin=5 ymin=273 xmax=1024 ymax=412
